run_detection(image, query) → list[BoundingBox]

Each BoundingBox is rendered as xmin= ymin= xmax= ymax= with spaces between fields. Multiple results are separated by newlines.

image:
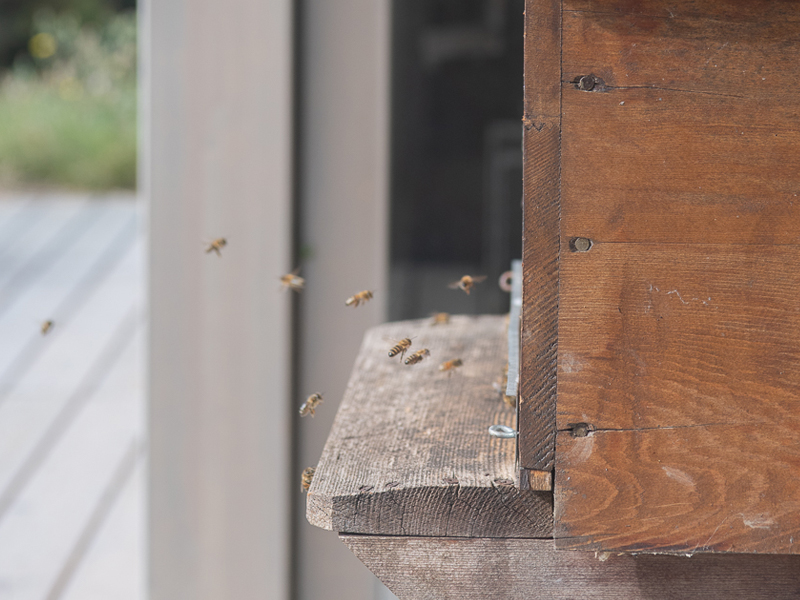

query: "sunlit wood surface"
xmin=0 ymin=194 xmax=144 ymax=600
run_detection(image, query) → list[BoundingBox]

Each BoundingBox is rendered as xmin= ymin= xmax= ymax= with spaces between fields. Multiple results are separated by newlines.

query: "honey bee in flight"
xmin=205 ymin=238 xmax=227 ymax=256
xmin=439 ymin=358 xmax=463 ymax=373
xmin=404 ymin=348 xmax=430 ymax=365
xmin=448 ymin=275 xmax=487 ymax=295
xmin=301 ymin=467 xmax=315 ymax=493
xmin=280 ymin=268 xmax=305 ymax=292
xmin=40 ymin=320 xmax=54 ymax=335
xmin=431 ymin=312 xmax=450 ymax=325
xmin=388 ymin=337 xmax=413 ymax=360
xmin=345 ymin=290 xmax=373 ymax=307
xmin=299 ymin=393 xmax=323 ymax=417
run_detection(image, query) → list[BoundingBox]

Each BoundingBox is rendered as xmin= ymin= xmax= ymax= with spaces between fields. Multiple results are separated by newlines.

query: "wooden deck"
xmin=0 ymin=194 xmax=144 ymax=600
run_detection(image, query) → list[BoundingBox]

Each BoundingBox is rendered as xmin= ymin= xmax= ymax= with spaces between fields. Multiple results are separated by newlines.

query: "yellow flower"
xmin=29 ymin=32 xmax=57 ymax=59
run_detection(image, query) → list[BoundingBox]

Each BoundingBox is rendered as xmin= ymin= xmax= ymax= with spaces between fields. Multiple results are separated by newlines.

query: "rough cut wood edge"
xmin=520 ymin=0 xmax=562 ymax=471
xmin=342 ymin=535 xmax=800 ymax=600
xmin=306 ymin=316 xmax=553 ymax=538
xmin=520 ymin=468 xmax=552 ymax=492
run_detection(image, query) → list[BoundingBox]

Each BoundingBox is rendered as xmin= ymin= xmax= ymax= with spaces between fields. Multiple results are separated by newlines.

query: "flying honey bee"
xmin=301 ymin=467 xmax=315 ymax=493
xmin=40 ymin=320 xmax=54 ymax=335
xmin=431 ymin=312 xmax=450 ymax=325
xmin=299 ymin=393 xmax=323 ymax=417
xmin=205 ymin=238 xmax=227 ymax=256
xmin=448 ymin=275 xmax=487 ymax=295
xmin=280 ymin=268 xmax=305 ymax=292
xmin=439 ymin=358 xmax=463 ymax=373
xmin=345 ymin=290 xmax=373 ymax=307
xmin=404 ymin=348 xmax=430 ymax=365
xmin=388 ymin=337 xmax=413 ymax=360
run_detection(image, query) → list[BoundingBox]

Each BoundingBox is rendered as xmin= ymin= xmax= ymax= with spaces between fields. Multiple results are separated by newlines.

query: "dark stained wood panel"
xmin=519 ymin=0 xmax=562 ymax=472
xmin=307 ymin=316 xmax=553 ymax=538
xmin=343 ymin=535 xmax=800 ymax=600
xmin=560 ymin=0 xmax=800 ymax=244
xmin=555 ymin=242 xmax=800 ymax=553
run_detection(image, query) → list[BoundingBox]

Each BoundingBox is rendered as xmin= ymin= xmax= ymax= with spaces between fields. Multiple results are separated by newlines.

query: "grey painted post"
xmin=145 ymin=0 xmax=294 ymax=597
xmin=296 ymin=0 xmax=393 ymax=598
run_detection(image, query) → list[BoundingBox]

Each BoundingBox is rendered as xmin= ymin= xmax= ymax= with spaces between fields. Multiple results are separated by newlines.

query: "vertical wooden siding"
xmin=554 ymin=0 xmax=800 ymax=554
xmin=519 ymin=0 xmax=562 ymax=472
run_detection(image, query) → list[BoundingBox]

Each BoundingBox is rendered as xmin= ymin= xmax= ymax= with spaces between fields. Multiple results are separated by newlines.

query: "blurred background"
xmin=0 ymin=0 xmax=522 ymax=598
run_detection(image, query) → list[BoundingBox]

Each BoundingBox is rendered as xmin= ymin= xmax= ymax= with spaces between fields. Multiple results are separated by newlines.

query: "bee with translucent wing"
xmin=388 ymin=337 xmax=414 ymax=360
xmin=205 ymin=238 xmax=227 ymax=256
xmin=439 ymin=358 xmax=463 ymax=374
xmin=280 ymin=268 xmax=305 ymax=292
xmin=404 ymin=348 xmax=430 ymax=365
xmin=431 ymin=312 xmax=450 ymax=325
xmin=299 ymin=393 xmax=323 ymax=417
xmin=301 ymin=467 xmax=315 ymax=493
xmin=345 ymin=290 xmax=373 ymax=307
xmin=448 ymin=275 xmax=487 ymax=295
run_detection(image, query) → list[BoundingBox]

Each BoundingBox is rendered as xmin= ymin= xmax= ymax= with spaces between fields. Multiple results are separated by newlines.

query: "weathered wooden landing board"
xmin=522 ymin=0 xmax=800 ymax=553
xmin=343 ymin=535 xmax=800 ymax=600
xmin=307 ymin=315 xmax=553 ymax=538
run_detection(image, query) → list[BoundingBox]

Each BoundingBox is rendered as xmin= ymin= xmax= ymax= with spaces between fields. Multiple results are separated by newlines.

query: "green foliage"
xmin=0 ymin=10 xmax=136 ymax=190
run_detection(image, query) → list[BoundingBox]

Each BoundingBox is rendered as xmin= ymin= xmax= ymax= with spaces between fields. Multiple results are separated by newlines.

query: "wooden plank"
xmin=560 ymin=0 xmax=800 ymax=244
xmin=0 ymin=241 xmax=141 ymax=512
xmin=555 ymin=242 xmax=800 ymax=553
xmin=307 ymin=316 xmax=553 ymax=538
xmin=0 ymin=203 xmax=136 ymax=397
xmin=44 ymin=441 xmax=142 ymax=600
xmin=519 ymin=0 xmax=562 ymax=472
xmin=0 ymin=328 xmax=141 ymax=599
xmin=60 ymin=455 xmax=145 ymax=600
xmin=341 ymin=535 xmax=800 ymax=600
xmin=0 ymin=200 xmax=97 ymax=309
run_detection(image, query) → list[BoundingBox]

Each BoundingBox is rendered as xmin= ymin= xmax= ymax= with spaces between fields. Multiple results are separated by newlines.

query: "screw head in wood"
xmin=569 ymin=423 xmax=593 ymax=438
xmin=578 ymin=75 xmax=596 ymax=91
xmin=571 ymin=237 xmax=592 ymax=252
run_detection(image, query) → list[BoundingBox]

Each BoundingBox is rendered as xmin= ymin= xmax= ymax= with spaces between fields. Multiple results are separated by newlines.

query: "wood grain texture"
xmin=556 ymin=242 xmax=800 ymax=553
xmin=342 ymin=535 xmax=800 ymax=600
xmin=560 ymin=0 xmax=800 ymax=244
xmin=306 ymin=316 xmax=553 ymax=538
xmin=520 ymin=0 xmax=562 ymax=472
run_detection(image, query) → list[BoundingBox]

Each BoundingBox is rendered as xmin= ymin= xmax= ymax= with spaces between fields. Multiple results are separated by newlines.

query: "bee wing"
xmin=447 ymin=280 xmax=463 ymax=289
xmin=472 ymin=275 xmax=488 ymax=283
xmin=291 ymin=267 xmax=301 ymax=276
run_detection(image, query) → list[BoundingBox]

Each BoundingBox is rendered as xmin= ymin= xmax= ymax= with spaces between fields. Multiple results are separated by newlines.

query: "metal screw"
xmin=571 ymin=237 xmax=592 ymax=252
xmin=578 ymin=75 xmax=596 ymax=91
xmin=489 ymin=424 xmax=518 ymax=438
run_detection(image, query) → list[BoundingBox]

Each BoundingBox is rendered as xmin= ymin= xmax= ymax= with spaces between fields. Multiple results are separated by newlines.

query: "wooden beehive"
xmin=308 ymin=0 xmax=800 ymax=596
xmin=521 ymin=0 xmax=800 ymax=556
